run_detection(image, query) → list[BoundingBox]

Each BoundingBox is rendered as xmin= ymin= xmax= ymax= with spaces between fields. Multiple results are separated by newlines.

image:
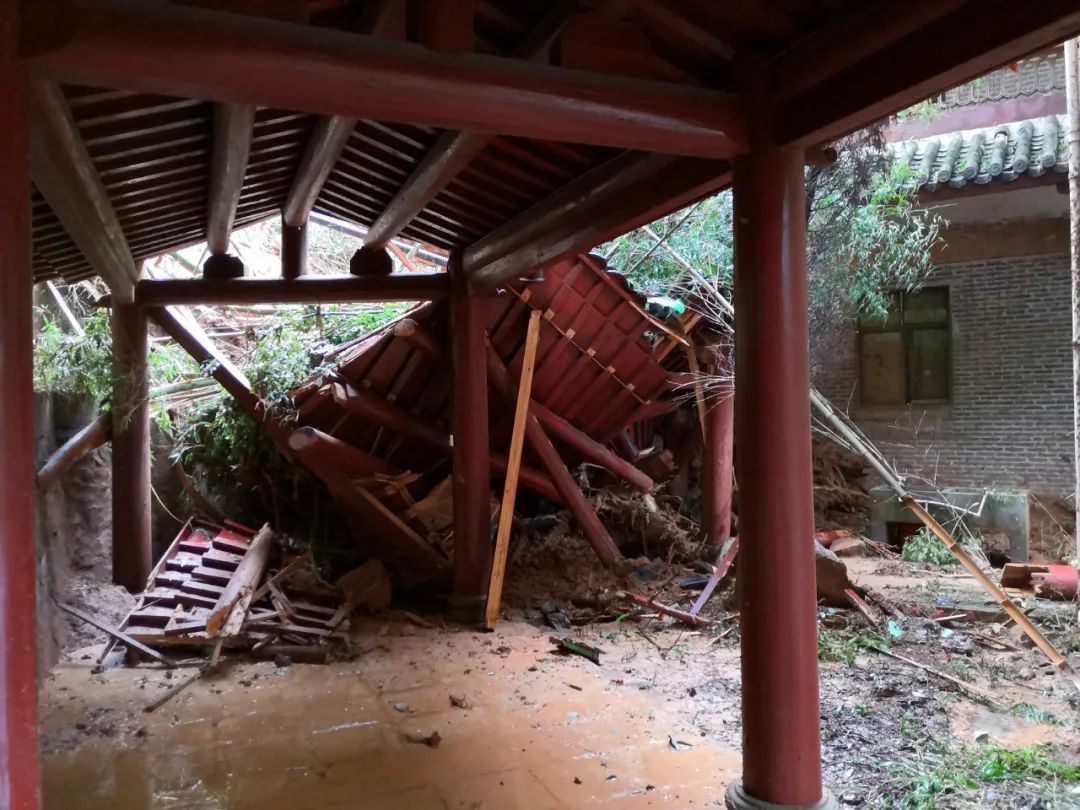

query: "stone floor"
xmin=40 ymin=619 xmax=740 ymax=809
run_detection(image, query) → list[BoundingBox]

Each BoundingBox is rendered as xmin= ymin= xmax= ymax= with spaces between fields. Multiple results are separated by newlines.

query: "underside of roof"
xmin=23 ymin=0 xmax=1080 ymax=289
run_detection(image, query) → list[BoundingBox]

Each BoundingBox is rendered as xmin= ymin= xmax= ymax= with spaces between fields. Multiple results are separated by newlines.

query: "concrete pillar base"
xmin=447 ymin=594 xmax=487 ymax=626
xmin=725 ymin=782 xmax=839 ymax=810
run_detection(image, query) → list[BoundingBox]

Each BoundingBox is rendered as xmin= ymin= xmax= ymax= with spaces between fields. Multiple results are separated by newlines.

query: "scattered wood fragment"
xmin=619 ymin=591 xmax=711 ymax=628
xmin=403 ymin=730 xmax=442 ymax=748
xmin=871 ymin=645 xmax=1004 ymax=710
xmin=143 ymin=668 xmax=206 ymax=712
xmin=251 ymin=645 xmax=330 ymax=665
xmin=58 ymin=602 xmax=176 ymax=667
xmin=550 ymin=635 xmax=602 ymax=665
xmin=690 ymin=537 xmax=739 ymax=617
xmin=206 ymin=524 xmax=276 ymax=636
xmin=968 ymin=630 xmax=1021 ymax=652
xmin=250 ymin=549 xmax=313 ymax=604
xmin=844 ymin=588 xmax=880 ymax=627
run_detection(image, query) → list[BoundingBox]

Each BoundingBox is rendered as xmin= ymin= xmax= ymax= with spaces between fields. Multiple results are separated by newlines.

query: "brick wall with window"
xmin=814 ymin=253 xmax=1073 ymax=495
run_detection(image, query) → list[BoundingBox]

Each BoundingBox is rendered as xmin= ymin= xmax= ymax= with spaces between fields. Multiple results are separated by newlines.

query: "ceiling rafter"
xmin=206 ymin=103 xmax=255 ymax=255
xmin=363 ymin=2 xmax=574 ymax=251
xmin=28 ymin=80 xmax=138 ymax=302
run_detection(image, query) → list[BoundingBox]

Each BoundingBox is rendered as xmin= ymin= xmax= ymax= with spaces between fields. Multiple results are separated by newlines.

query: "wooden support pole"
xmin=135 ymin=274 xmax=449 ymax=306
xmin=727 ymin=111 xmax=830 ymax=809
xmin=485 ymin=341 xmax=655 ymax=492
xmin=205 ymin=102 xmax=255 ymax=274
xmin=485 ymin=310 xmax=541 ymax=629
xmin=0 ymin=6 xmax=41 ymax=798
xmin=111 ymin=303 xmax=152 ymax=591
xmin=281 ymin=218 xmax=307 ymax=280
xmin=449 ymin=255 xmax=492 ymax=622
xmin=702 ymin=357 xmax=734 ymax=545
xmin=287 ymin=426 xmax=396 ymax=478
xmin=36 ymin=412 xmax=111 ymax=491
xmin=485 ymin=343 xmax=622 ymax=570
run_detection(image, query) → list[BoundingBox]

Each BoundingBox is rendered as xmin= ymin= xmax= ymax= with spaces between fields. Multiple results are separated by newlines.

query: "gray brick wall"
xmin=813 ymin=253 xmax=1074 ymax=496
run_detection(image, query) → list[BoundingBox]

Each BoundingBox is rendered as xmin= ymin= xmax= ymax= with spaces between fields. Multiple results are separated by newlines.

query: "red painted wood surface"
xmin=111 ymin=303 xmax=152 ymax=590
xmin=702 ymin=354 xmax=734 ymax=544
xmin=0 ymin=1 xmax=41 ymax=801
xmin=24 ymin=2 xmax=747 ymax=158
xmin=731 ymin=120 xmax=823 ymax=805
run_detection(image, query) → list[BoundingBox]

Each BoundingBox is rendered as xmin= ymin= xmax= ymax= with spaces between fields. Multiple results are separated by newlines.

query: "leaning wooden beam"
xmin=485 ymin=342 xmax=655 ymax=492
xmin=24 ymin=1 xmax=748 ymax=158
xmin=363 ymin=4 xmax=573 ymax=249
xmin=36 ymin=412 xmax=111 ymax=491
xmin=465 ymin=155 xmax=731 ymax=291
xmin=485 ymin=341 xmax=622 ymax=569
xmin=57 ymin=602 xmax=175 ymax=667
xmin=205 ymin=103 xmax=255 ymax=258
xmin=28 ymin=79 xmax=138 ymax=302
xmin=206 ymin=523 xmax=275 ymax=636
xmin=287 ymin=426 xmax=397 ymax=478
xmin=485 ymin=309 xmax=542 ymax=630
xmin=135 ymin=274 xmax=450 ymax=306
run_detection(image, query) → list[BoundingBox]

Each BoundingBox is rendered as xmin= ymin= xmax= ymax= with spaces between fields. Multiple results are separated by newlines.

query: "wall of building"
xmin=814 ymin=251 xmax=1073 ymax=496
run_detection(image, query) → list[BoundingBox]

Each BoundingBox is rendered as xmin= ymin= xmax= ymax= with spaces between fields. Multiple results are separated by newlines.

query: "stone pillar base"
xmin=725 ymin=782 xmax=839 ymax=810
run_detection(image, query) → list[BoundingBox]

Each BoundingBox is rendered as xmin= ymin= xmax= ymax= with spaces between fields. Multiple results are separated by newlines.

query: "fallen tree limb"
xmin=619 ymin=591 xmax=712 ymax=628
xmin=36 ymin=413 xmax=111 ymax=491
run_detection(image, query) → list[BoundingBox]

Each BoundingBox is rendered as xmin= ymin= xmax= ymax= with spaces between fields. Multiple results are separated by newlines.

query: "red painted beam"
xmin=111 ymin=303 xmax=152 ymax=590
xmin=0 ymin=4 xmax=41 ymax=800
xmin=727 ymin=116 xmax=828 ymax=807
xmin=134 ymin=274 xmax=450 ymax=306
xmin=23 ymin=1 xmax=747 ymax=158
xmin=776 ymin=1 xmax=1080 ymax=147
xmin=485 ymin=342 xmax=655 ymax=493
xmin=449 ymin=258 xmax=492 ymax=621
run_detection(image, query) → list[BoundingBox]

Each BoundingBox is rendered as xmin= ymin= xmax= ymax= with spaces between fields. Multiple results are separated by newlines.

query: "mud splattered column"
xmin=702 ymin=346 xmax=734 ymax=545
xmin=727 ymin=119 xmax=836 ymax=809
xmin=448 ymin=253 xmax=491 ymax=623
xmin=0 ymin=1 xmax=41 ymax=805
xmin=111 ymin=302 xmax=151 ymax=591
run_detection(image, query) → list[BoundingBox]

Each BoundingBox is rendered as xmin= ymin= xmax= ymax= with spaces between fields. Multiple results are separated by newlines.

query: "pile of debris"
xmin=76 ymin=518 xmax=390 ymax=674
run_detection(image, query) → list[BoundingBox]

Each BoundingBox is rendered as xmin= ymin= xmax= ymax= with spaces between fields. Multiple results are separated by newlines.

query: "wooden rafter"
xmin=206 ymin=103 xmax=255 ymax=254
xmin=134 ymin=274 xmax=450 ymax=306
xmin=28 ymin=79 xmax=138 ymax=302
xmin=364 ymin=3 xmax=574 ymax=249
xmin=24 ymin=1 xmax=748 ymax=158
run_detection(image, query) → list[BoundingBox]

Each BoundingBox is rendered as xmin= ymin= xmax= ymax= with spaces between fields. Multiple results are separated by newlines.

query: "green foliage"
xmin=33 ymin=307 xmax=197 ymax=409
xmin=817 ymin=627 xmax=883 ymax=665
xmin=901 ymin=528 xmax=957 ymax=566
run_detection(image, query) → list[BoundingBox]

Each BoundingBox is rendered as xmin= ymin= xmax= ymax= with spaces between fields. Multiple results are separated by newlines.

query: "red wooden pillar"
xmin=448 ymin=253 xmax=491 ymax=623
xmin=701 ymin=352 xmax=734 ymax=544
xmin=727 ymin=121 xmax=836 ymax=808
xmin=111 ymin=303 xmax=152 ymax=591
xmin=0 ymin=2 xmax=41 ymax=802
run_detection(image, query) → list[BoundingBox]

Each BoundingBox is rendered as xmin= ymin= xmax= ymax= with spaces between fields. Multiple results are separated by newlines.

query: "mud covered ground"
xmin=41 ymin=541 xmax=1080 ymax=809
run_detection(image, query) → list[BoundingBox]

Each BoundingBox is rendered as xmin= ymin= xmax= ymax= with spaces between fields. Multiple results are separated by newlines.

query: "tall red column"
xmin=0 ymin=1 xmax=41 ymax=805
xmin=448 ymin=254 xmax=491 ymax=623
xmin=111 ymin=303 xmax=152 ymax=591
xmin=727 ymin=126 xmax=835 ymax=808
xmin=702 ymin=350 xmax=734 ymax=544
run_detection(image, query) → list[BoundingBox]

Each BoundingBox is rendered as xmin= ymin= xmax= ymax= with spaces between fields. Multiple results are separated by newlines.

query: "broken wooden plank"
xmin=206 ymin=524 xmax=276 ymax=636
xmin=36 ymin=413 xmax=111 ymax=491
xmin=250 ymin=550 xmax=313 ymax=604
xmin=58 ymin=602 xmax=176 ymax=667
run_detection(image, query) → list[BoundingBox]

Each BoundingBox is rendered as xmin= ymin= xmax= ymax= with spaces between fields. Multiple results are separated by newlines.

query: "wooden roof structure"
xmin=21 ymin=1 xmax=1080 ymax=297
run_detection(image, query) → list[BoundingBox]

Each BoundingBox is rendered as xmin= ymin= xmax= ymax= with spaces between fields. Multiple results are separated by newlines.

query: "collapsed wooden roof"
xmin=24 ymin=0 xmax=1080 ymax=295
